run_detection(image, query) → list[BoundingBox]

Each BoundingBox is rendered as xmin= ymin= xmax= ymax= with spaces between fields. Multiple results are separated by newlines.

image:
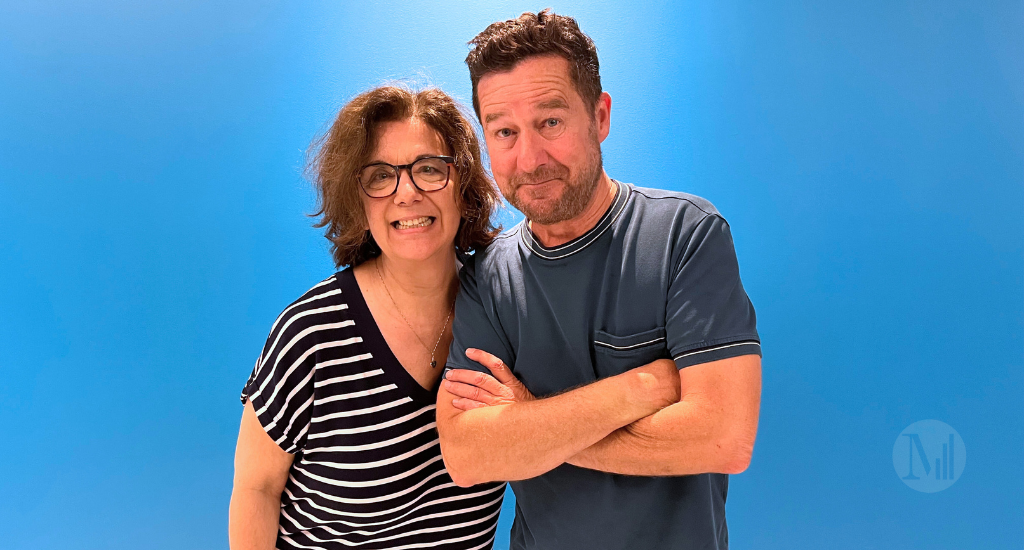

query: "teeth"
xmin=394 ymin=217 xmax=433 ymax=229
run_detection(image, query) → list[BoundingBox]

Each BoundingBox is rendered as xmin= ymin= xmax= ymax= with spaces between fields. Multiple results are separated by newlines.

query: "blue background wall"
xmin=1 ymin=1 xmax=1021 ymax=548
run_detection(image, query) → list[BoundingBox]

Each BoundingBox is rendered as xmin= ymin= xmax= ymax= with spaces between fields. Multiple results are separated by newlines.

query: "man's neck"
xmin=529 ymin=173 xmax=616 ymax=248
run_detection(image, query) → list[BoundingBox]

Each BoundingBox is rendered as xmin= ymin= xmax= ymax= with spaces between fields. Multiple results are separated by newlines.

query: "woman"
xmin=228 ymin=86 xmax=506 ymax=550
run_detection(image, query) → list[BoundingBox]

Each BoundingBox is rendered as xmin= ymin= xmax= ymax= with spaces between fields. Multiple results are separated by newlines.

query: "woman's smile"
xmin=392 ymin=216 xmax=436 ymax=230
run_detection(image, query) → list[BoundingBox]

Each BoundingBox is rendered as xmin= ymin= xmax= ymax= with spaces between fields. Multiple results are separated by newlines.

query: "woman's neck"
xmin=374 ymin=249 xmax=458 ymax=305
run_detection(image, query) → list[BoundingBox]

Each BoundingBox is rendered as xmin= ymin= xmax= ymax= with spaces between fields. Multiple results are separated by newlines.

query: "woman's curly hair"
xmin=308 ymin=86 xmax=501 ymax=268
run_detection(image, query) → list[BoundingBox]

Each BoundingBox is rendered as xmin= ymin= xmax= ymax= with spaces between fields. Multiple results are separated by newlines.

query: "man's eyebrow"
xmin=484 ymin=111 xmax=508 ymax=124
xmin=537 ymin=98 xmax=569 ymax=110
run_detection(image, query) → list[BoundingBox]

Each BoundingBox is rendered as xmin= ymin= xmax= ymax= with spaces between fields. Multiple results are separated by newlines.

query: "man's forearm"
xmin=437 ymin=364 xmax=676 ymax=486
xmin=566 ymin=401 xmax=753 ymax=476
xmin=568 ymin=355 xmax=762 ymax=476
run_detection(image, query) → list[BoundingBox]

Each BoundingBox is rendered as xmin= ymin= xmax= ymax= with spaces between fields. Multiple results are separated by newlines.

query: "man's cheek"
xmin=492 ymin=171 xmax=515 ymax=196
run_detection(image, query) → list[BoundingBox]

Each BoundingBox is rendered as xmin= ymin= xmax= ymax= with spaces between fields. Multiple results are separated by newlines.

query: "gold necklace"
xmin=375 ymin=257 xmax=455 ymax=369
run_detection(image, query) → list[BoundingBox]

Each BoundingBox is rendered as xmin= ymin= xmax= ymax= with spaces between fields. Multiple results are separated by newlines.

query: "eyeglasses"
xmin=358 ymin=156 xmax=455 ymax=198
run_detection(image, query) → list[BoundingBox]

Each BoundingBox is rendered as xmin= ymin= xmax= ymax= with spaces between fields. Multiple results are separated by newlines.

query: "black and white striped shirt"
xmin=241 ymin=268 xmax=505 ymax=550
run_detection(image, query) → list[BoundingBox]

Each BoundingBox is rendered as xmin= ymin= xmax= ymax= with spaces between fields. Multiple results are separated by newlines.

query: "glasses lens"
xmin=360 ymin=164 xmax=397 ymax=196
xmin=411 ymin=157 xmax=450 ymax=189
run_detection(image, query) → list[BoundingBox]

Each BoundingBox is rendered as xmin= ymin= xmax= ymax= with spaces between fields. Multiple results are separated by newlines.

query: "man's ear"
xmin=594 ymin=92 xmax=612 ymax=143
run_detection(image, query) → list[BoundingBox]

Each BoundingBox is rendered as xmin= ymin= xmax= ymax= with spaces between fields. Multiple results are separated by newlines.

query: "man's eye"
xmin=544 ymin=118 xmax=559 ymax=128
xmin=497 ymin=128 xmax=513 ymax=138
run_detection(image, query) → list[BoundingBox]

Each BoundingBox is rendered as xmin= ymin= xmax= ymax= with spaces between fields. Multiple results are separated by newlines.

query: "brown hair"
xmin=308 ymin=86 xmax=501 ymax=268
xmin=466 ymin=9 xmax=602 ymax=118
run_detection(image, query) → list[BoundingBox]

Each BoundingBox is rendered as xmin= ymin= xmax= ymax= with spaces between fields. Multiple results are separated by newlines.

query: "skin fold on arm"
xmin=228 ymin=400 xmax=295 ymax=550
xmin=442 ymin=349 xmax=761 ymax=479
xmin=435 ymin=348 xmax=681 ymax=487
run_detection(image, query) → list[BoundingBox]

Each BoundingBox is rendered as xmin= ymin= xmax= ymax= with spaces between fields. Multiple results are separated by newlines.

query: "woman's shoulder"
xmin=262 ymin=270 xmax=356 ymax=343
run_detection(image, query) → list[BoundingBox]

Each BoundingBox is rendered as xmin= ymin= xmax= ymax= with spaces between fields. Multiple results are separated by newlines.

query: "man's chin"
xmin=508 ymin=173 xmax=597 ymax=224
xmin=513 ymin=195 xmax=559 ymax=222
xmin=517 ymin=202 xmax=576 ymax=225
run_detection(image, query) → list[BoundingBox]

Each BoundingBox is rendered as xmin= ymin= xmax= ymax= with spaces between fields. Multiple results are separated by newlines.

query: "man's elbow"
xmin=720 ymin=447 xmax=753 ymax=474
xmin=717 ymin=432 xmax=756 ymax=474
xmin=437 ymin=425 xmax=489 ymax=488
xmin=438 ymin=444 xmax=473 ymax=487
xmin=441 ymin=447 xmax=494 ymax=487
xmin=446 ymin=465 xmax=480 ymax=488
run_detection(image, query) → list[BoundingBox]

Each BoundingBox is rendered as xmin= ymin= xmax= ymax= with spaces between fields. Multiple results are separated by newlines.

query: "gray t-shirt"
xmin=446 ymin=180 xmax=760 ymax=550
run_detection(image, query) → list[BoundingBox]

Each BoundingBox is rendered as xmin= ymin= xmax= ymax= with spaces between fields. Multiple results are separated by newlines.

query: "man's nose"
xmin=515 ymin=129 xmax=548 ymax=175
xmin=393 ymin=168 xmax=423 ymax=204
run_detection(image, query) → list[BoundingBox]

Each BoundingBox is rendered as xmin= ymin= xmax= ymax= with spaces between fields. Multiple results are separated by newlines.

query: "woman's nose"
xmin=393 ymin=168 xmax=423 ymax=204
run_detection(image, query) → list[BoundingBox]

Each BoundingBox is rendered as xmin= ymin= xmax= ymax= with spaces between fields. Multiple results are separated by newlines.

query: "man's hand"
xmin=444 ymin=348 xmax=534 ymax=410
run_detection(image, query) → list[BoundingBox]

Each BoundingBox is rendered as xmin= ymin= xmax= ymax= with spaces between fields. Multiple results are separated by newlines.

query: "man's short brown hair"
xmin=308 ymin=86 xmax=501 ymax=268
xmin=466 ymin=9 xmax=602 ymax=117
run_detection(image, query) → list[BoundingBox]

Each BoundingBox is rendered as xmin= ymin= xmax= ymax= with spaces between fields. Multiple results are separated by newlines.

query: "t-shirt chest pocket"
xmin=592 ymin=326 xmax=670 ymax=378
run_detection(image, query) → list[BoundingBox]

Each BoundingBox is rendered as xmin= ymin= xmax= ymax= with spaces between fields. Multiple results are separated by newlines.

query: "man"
xmin=436 ymin=10 xmax=761 ymax=550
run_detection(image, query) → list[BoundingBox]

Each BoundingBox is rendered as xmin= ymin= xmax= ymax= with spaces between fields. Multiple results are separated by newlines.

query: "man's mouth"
xmin=509 ymin=166 xmax=570 ymax=189
xmin=392 ymin=216 xmax=435 ymax=229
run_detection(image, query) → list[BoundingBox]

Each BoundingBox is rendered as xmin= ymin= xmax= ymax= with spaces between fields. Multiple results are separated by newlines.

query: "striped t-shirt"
xmin=241 ymin=267 xmax=505 ymax=550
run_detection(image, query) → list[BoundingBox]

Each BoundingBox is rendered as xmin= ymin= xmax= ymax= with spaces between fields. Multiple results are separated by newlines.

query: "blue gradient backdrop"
xmin=1 ymin=1 xmax=1021 ymax=549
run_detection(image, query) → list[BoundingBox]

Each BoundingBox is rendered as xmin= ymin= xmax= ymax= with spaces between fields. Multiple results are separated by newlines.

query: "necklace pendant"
xmin=430 ymin=360 xmax=437 ymax=368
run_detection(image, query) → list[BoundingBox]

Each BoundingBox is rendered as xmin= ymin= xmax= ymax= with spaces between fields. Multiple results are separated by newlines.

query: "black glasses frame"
xmin=358 ymin=155 xmax=455 ymax=198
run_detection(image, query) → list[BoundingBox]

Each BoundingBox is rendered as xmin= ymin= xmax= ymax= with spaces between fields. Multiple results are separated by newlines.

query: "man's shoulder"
xmin=625 ymin=182 xmax=723 ymax=220
xmin=463 ymin=223 xmax=524 ymax=279
xmin=618 ymin=183 xmax=727 ymax=242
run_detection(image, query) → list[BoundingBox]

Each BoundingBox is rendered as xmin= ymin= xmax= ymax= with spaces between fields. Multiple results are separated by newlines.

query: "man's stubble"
xmin=503 ymin=126 xmax=603 ymax=226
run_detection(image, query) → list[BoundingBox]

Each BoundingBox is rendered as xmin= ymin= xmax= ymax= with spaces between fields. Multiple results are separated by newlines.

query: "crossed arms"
xmin=435 ymin=347 xmax=761 ymax=487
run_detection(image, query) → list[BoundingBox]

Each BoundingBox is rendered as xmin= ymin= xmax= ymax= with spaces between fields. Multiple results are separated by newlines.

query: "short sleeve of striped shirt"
xmin=241 ymin=276 xmax=343 ymax=453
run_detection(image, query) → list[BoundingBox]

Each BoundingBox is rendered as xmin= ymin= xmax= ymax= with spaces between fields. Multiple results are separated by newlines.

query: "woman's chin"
xmin=379 ymin=240 xmax=456 ymax=265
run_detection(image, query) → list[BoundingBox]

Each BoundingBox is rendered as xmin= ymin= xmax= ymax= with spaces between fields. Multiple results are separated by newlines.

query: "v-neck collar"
xmin=334 ymin=268 xmax=440 ymax=403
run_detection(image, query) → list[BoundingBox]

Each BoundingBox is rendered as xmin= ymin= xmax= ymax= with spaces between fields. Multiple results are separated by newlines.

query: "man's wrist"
xmin=616 ymin=361 xmax=680 ymax=415
xmin=600 ymin=372 xmax=662 ymax=423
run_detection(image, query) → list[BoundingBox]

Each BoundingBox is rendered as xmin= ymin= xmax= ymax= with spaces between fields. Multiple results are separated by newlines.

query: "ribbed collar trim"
xmin=520 ymin=179 xmax=629 ymax=261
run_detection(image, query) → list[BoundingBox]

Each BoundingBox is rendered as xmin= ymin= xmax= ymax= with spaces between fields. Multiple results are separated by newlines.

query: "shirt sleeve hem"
xmin=672 ymin=339 xmax=762 ymax=369
xmin=241 ymin=386 xmax=301 ymax=454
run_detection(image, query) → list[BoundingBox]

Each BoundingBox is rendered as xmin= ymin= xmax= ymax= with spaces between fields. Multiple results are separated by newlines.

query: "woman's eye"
xmin=367 ymin=169 xmax=395 ymax=184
